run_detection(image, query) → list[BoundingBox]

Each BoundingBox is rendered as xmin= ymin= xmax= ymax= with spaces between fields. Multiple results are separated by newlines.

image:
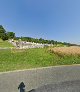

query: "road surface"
xmin=29 ymin=80 xmax=80 ymax=92
xmin=0 ymin=65 xmax=80 ymax=92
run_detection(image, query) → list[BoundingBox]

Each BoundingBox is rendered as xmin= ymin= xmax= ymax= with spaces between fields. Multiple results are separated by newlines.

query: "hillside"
xmin=0 ymin=39 xmax=14 ymax=48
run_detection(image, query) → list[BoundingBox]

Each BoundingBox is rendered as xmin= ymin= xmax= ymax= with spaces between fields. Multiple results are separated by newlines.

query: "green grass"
xmin=0 ymin=48 xmax=80 ymax=72
xmin=0 ymin=39 xmax=14 ymax=47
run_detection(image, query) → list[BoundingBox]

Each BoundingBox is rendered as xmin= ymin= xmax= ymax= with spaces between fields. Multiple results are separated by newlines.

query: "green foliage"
xmin=1 ymin=33 xmax=8 ymax=41
xmin=0 ymin=25 xmax=15 ymax=40
xmin=0 ymin=25 xmax=6 ymax=40
xmin=7 ymin=32 xmax=15 ymax=39
xmin=0 ymin=25 xmax=6 ymax=34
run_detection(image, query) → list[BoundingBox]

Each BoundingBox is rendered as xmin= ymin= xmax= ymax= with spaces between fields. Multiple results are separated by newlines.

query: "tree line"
xmin=15 ymin=37 xmax=74 ymax=46
xmin=0 ymin=25 xmax=15 ymax=40
xmin=0 ymin=25 xmax=79 ymax=46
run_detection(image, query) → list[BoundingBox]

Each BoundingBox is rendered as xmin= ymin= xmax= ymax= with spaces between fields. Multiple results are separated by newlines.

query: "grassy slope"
xmin=0 ymin=39 xmax=14 ymax=47
xmin=0 ymin=48 xmax=80 ymax=72
xmin=0 ymin=48 xmax=53 ymax=72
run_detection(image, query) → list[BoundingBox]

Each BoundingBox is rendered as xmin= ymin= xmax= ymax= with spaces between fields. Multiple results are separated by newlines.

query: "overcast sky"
xmin=0 ymin=0 xmax=80 ymax=44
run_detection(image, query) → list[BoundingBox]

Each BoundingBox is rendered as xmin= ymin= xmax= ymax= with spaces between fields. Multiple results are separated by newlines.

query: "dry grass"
xmin=49 ymin=46 xmax=80 ymax=56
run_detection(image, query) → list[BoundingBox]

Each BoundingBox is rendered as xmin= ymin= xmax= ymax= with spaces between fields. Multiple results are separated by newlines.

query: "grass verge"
xmin=0 ymin=48 xmax=80 ymax=72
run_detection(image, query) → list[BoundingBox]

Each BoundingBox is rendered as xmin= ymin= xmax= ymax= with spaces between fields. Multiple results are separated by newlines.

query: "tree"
xmin=7 ymin=32 xmax=15 ymax=39
xmin=0 ymin=25 xmax=6 ymax=38
xmin=1 ymin=33 xmax=8 ymax=41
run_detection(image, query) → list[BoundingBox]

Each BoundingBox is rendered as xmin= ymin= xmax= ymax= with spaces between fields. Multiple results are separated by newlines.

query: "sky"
xmin=0 ymin=0 xmax=80 ymax=44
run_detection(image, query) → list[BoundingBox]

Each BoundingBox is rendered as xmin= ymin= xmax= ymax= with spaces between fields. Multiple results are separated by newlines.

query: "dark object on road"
xmin=18 ymin=82 xmax=25 ymax=92
xmin=28 ymin=89 xmax=35 ymax=92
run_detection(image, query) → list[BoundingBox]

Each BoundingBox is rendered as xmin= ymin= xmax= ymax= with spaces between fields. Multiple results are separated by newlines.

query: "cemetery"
xmin=9 ymin=39 xmax=53 ymax=49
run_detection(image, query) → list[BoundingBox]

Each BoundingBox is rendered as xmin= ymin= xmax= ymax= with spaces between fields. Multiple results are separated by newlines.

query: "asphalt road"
xmin=29 ymin=80 xmax=80 ymax=92
xmin=0 ymin=65 xmax=80 ymax=92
